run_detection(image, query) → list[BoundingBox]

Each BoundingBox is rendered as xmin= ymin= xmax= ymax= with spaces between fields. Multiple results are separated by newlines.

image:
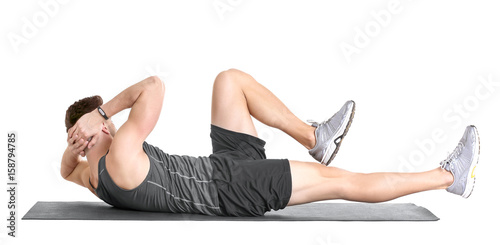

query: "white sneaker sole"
xmin=462 ymin=125 xmax=480 ymax=198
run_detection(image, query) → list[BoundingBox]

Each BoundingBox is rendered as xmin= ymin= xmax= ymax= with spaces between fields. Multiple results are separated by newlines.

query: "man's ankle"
xmin=304 ymin=126 xmax=317 ymax=150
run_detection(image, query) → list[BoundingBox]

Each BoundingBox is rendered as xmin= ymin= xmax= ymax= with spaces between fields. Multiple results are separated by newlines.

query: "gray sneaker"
xmin=440 ymin=125 xmax=480 ymax=198
xmin=308 ymin=100 xmax=355 ymax=166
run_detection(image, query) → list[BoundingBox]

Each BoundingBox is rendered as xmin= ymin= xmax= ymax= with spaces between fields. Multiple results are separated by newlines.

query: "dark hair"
xmin=65 ymin=95 xmax=103 ymax=132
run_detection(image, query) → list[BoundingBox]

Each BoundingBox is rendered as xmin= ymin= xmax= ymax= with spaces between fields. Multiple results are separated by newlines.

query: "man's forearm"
xmin=60 ymin=146 xmax=81 ymax=179
xmin=99 ymin=76 xmax=160 ymax=120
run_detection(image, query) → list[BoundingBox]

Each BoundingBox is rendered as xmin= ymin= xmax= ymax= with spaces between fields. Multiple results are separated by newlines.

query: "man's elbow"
xmin=60 ymin=163 xmax=76 ymax=181
xmin=60 ymin=168 xmax=71 ymax=180
xmin=148 ymin=76 xmax=165 ymax=93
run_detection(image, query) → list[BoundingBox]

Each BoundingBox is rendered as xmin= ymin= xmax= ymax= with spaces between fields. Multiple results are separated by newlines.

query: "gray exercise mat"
xmin=22 ymin=201 xmax=439 ymax=221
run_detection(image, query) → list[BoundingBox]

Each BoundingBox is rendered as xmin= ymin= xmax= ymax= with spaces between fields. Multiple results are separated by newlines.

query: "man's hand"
xmin=67 ymin=132 xmax=90 ymax=157
xmin=67 ymin=109 xmax=104 ymax=154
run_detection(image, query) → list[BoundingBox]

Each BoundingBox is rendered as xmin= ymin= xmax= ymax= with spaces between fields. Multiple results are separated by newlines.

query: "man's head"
xmin=66 ymin=95 xmax=104 ymax=132
xmin=65 ymin=96 xmax=117 ymax=158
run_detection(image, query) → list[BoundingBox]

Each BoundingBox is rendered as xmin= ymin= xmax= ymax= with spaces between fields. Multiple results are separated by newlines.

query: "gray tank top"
xmin=90 ymin=142 xmax=223 ymax=216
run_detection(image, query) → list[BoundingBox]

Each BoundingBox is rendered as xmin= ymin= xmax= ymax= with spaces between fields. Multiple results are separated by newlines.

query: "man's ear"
xmin=102 ymin=123 xmax=110 ymax=135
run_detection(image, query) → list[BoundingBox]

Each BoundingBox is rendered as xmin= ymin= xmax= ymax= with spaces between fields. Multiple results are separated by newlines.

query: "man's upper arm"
xmin=64 ymin=160 xmax=98 ymax=196
xmin=110 ymin=77 xmax=165 ymax=155
xmin=64 ymin=160 xmax=90 ymax=187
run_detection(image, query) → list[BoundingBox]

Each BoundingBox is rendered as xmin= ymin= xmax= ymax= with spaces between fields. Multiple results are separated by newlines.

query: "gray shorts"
xmin=209 ymin=125 xmax=292 ymax=217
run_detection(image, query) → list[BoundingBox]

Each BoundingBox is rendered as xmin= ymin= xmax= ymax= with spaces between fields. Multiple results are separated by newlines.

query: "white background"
xmin=1 ymin=0 xmax=499 ymax=244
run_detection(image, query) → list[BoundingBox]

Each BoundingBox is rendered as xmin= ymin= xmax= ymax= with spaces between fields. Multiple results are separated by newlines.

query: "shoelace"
xmin=307 ymin=113 xmax=339 ymax=128
xmin=440 ymin=141 xmax=465 ymax=171
xmin=307 ymin=120 xmax=320 ymax=128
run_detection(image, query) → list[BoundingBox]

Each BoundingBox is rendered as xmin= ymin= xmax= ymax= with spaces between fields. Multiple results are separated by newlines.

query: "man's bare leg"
xmin=287 ymin=160 xmax=454 ymax=205
xmin=211 ymin=69 xmax=316 ymax=149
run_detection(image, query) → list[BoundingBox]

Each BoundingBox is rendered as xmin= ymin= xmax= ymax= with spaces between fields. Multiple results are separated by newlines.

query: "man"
xmin=62 ymin=69 xmax=479 ymax=216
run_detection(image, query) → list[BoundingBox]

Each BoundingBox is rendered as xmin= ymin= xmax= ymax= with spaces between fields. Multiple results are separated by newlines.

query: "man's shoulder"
xmin=105 ymin=141 xmax=150 ymax=190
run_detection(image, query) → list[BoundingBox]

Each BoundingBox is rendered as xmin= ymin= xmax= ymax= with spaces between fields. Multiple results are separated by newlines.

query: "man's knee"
xmin=215 ymin=68 xmax=243 ymax=80
xmin=214 ymin=68 xmax=244 ymax=89
xmin=319 ymin=165 xmax=354 ymax=179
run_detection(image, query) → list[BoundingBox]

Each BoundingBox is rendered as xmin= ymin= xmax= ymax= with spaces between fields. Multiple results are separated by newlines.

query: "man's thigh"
xmin=211 ymin=69 xmax=258 ymax=137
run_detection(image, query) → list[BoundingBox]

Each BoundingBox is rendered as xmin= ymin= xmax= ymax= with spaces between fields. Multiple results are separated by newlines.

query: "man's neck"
xmin=86 ymin=146 xmax=108 ymax=179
